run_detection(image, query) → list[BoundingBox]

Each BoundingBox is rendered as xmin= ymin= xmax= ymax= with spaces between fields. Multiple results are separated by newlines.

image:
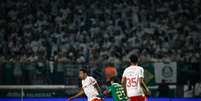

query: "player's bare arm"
xmin=94 ymin=83 xmax=102 ymax=94
xmin=121 ymin=77 xmax=127 ymax=96
xmin=139 ymin=77 xmax=151 ymax=96
xmin=68 ymin=88 xmax=84 ymax=101
xmin=94 ymin=83 xmax=104 ymax=98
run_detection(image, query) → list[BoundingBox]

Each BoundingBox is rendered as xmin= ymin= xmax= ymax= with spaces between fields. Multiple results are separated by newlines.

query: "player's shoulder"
xmin=126 ymin=65 xmax=144 ymax=70
xmin=123 ymin=66 xmax=132 ymax=73
xmin=137 ymin=66 xmax=144 ymax=70
xmin=112 ymin=83 xmax=120 ymax=85
xmin=87 ymin=76 xmax=97 ymax=82
xmin=82 ymin=76 xmax=92 ymax=81
xmin=115 ymin=83 xmax=122 ymax=86
xmin=82 ymin=76 xmax=96 ymax=83
xmin=87 ymin=76 xmax=95 ymax=80
xmin=112 ymin=83 xmax=121 ymax=87
xmin=123 ymin=67 xmax=130 ymax=73
xmin=124 ymin=65 xmax=133 ymax=70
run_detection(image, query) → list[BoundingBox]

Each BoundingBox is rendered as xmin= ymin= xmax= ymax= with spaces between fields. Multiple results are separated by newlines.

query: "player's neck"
xmin=131 ymin=63 xmax=137 ymax=66
xmin=83 ymin=76 xmax=88 ymax=80
xmin=111 ymin=81 xmax=114 ymax=84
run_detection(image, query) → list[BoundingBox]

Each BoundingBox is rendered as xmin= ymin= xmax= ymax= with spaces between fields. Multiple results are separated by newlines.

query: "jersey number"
xmin=127 ymin=78 xmax=138 ymax=87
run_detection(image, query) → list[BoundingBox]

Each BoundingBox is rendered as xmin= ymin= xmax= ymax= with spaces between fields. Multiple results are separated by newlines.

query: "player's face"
xmin=79 ymin=71 xmax=86 ymax=80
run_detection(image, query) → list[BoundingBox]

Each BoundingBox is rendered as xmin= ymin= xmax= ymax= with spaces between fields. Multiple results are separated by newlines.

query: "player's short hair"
xmin=129 ymin=54 xmax=138 ymax=64
xmin=110 ymin=76 xmax=116 ymax=82
xmin=106 ymin=76 xmax=118 ymax=86
xmin=110 ymin=76 xmax=120 ymax=82
xmin=80 ymin=68 xmax=88 ymax=74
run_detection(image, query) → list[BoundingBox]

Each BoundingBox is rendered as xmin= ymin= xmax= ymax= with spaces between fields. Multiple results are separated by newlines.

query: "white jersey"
xmin=82 ymin=76 xmax=99 ymax=101
xmin=122 ymin=65 xmax=144 ymax=97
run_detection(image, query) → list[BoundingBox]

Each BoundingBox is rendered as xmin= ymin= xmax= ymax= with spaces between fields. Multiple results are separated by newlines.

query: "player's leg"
xmin=129 ymin=96 xmax=148 ymax=101
xmin=129 ymin=96 xmax=137 ymax=101
xmin=92 ymin=98 xmax=103 ymax=101
xmin=145 ymin=96 xmax=148 ymax=101
xmin=137 ymin=96 xmax=147 ymax=101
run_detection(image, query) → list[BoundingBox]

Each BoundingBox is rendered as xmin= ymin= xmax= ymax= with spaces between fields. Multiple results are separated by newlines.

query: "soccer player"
xmin=68 ymin=68 xmax=103 ymax=101
xmin=103 ymin=77 xmax=128 ymax=101
xmin=121 ymin=54 xmax=150 ymax=101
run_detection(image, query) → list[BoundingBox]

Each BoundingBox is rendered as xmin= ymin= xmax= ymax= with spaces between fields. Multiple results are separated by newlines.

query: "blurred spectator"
xmin=194 ymin=82 xmax=201 ymax=97
xmin=158 ymin=79 xmax=170 ymax=97
xmin=184 ymin=80 xmax=193 ymax=98
xmin=0 ymin=0 xmax=200 ymax=63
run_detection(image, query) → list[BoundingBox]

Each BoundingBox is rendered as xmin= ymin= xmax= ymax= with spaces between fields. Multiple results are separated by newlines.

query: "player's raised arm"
xmin=68 ymin=88 xmax=84 ymax=101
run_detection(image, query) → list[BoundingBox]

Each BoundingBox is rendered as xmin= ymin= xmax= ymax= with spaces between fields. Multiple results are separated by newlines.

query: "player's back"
xmin=109 ymin=83 xmax=128 ymax=101
xmin=122 ymin=65 xmax=144 ymax=97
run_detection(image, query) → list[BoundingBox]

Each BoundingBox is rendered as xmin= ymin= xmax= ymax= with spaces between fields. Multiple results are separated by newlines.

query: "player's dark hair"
xmin=80 ymin=68 xmax=88 ymax=74
xmin=106 ymin=76 xmax=117 ymax=86
xmin=129 ymin=54 xmax=138 ymax=64
xmin=110 ymin=76 xmax=119 ymax=83
xmin=110 ymin=77 xmax=115 ymax=82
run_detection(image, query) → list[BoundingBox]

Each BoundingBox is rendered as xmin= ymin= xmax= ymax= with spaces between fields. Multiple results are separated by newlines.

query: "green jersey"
xmin=108 ymin=83 xmax=128 ymax=101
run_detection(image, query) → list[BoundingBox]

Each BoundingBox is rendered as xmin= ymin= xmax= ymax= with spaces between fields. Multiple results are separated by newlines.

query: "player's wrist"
xmin=68 ymin=97 xmax=73 ymax=101
xmin=103 ymin=90 xmax=109 ymax=95
xmin=69 ymin=96 xmax=76 ymax=100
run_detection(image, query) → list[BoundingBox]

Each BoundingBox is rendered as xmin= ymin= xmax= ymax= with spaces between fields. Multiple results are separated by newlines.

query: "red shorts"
xmin=129 ymin=96 xmax=148 ymax=101
xmin=92 ymin=98 xmax=102 ymax=101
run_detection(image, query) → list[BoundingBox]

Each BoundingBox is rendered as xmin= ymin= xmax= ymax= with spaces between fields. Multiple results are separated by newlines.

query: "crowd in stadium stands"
xmin=0 ymin=0 xmax=201 ymax=64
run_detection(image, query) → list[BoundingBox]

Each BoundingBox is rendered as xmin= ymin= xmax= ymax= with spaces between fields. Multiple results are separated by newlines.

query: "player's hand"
xmin=145 ymin=89 xmax=151 ymax=96
xmin=103 ymin=90 xmax=109 ymax=95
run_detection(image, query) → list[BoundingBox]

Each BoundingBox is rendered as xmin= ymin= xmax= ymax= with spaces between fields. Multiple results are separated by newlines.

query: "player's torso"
xmin=111 ymin=83 xmax=128 ymax=101
xmin=125 ymin=66 xmax=144 ymax=97
xmin=82 ymin=76 xmax=99 ymax=100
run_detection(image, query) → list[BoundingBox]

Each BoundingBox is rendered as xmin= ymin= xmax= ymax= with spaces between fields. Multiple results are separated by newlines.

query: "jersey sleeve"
xmin=89 ymin=77 xmax=97 ymax=85
xmin=122 ymin=69 xmax=127 ymax=77
xmin=139 ymin=67 xmax=144 ymax=78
